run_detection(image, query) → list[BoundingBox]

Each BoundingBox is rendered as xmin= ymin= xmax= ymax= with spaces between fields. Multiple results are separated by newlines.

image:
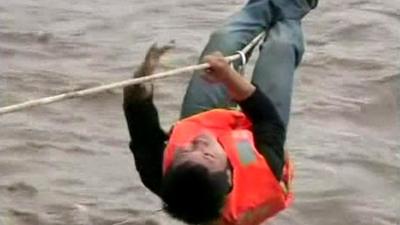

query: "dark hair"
xmin=161 ymin=162 xmax=230 ymax=224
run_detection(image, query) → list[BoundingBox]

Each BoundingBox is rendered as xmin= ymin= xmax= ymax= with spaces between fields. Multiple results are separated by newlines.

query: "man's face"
xmin=172 ymin=133 xmax=229 ymax=173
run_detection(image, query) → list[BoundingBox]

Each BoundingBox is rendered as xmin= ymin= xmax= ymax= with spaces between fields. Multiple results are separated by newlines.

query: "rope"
xmin=0 ymin=32 xmax=266 ymax=115
xmin=235 ymin=50 xmax=247 ymax=74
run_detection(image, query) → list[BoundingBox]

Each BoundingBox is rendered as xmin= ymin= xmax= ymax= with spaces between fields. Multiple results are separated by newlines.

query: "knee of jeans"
xmin=263 ymin=38 xmax=305 ymax=65
xmin=207 ymin=27 xmax=245 ymax=55
xmin=209 ymin=28 xmax=233 ymax=44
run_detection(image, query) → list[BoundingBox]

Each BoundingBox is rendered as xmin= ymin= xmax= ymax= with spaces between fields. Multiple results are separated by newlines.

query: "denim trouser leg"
xmin=180 ymin=0 xmax=274 ymax=119
xmin=180 ymin=0 xmax=310 ymax=120
xmin=252 ymin=19 xmax=304 ymax=127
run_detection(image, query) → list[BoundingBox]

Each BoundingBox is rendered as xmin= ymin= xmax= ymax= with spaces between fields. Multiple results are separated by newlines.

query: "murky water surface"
xmin=0 ymin=0 xmax=399 ymax=224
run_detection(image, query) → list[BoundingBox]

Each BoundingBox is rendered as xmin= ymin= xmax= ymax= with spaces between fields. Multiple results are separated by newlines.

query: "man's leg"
xmin=180 ymin=0 xmax=274 ymax=119
xmin=180 ymin=0 xmax=314 ymax=119
xmin=251 ymin=19 xmax=305 ymax=128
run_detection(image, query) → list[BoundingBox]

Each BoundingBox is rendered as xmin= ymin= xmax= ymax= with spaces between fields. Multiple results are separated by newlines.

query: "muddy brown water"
xmin=0 ymin=0 xmax=399 ymax=225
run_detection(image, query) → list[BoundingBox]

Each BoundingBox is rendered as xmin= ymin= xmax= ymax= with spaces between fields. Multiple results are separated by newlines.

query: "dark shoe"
xmin=307 ymin=0 xmax=318 ymax=9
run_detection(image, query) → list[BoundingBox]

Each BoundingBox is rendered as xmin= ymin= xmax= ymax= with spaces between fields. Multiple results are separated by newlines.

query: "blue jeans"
xmin=180 ymin=0 xmax=312 ymax=127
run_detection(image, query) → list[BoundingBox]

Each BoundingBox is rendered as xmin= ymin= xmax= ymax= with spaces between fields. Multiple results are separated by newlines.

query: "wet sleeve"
xmin=123 ymin=98 xmax=167 ymax=197
xmin=238 ymin=87 xmax=286 ymax=180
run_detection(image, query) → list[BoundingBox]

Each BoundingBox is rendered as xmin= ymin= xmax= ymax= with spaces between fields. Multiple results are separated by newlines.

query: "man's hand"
xmin=202 ymin=52 xmax=235 ymax=83
xmin=123 ymin=42 xmax=174 ymax=103
xmin=202 ymin=51 xmax=255 ymax=102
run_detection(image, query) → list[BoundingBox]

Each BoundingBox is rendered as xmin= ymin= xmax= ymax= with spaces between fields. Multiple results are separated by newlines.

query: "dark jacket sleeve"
xmin=238 ymin=88 xmax=286 ymax=180
xmin=123 ymin=97 xmax=167 ymax=197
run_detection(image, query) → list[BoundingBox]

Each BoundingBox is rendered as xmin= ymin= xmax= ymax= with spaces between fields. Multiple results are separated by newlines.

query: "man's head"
xmin=161 ymin=133 xmax=232 ymax=224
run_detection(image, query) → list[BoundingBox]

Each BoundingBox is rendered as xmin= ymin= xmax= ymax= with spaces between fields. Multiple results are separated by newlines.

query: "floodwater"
xmin=0 ymin=0 xmax=399 ymax=224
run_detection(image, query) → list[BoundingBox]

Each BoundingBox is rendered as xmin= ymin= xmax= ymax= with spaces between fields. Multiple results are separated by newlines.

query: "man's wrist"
xmin=123 ymin=84 xmax=153 ymax=104
xmin=221 ymin=70 xmax=255 ymax=101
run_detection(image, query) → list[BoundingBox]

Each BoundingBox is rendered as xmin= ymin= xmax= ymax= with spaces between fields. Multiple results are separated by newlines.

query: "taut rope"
xmin=0 ymin=32 xmax=266 ymax=115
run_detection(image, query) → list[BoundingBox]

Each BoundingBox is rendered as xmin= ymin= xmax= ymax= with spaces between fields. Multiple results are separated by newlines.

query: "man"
xmin=123 ymin=0 xmax=317 ymax=224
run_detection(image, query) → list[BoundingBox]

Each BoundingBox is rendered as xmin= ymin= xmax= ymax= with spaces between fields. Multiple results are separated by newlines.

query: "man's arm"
xmin=238 ymin=88 xmax=285 ymax=180
xmin=204 ymin=53 xmax=285 ymax=180
xmin=123 ymin=96 xmax=167 ymax=196
xmin=123 ymin=43 xmax=173 ymax=196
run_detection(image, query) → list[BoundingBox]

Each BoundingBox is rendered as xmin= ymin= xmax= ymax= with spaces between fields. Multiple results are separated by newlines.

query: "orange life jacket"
xmin=163 ymin=109 xmax=294 ymax=225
